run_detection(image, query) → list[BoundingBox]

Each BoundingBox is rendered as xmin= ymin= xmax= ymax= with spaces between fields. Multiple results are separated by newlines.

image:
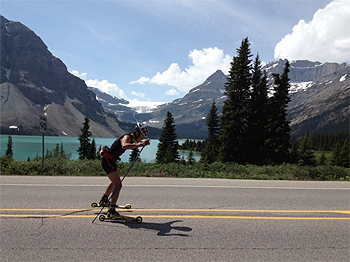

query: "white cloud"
xmin=71 ymin=70 xmax=87 ymax=80
xmin=165 ymin=88 xmax=180 ymax=96
xmin=71 ymin=70 xmax=127 ymax=99
xmin=274 ymin=0 xmax=350 ymax=63
xmin=131 ymin=91 xmax=146 ymax=98
xmin=132 ymin=47 xmax=231 ymax=94
xmin=129 ymin=76 xmax=150 ymax=85
xmin=86 ymin=79 xmax=127 ymax=99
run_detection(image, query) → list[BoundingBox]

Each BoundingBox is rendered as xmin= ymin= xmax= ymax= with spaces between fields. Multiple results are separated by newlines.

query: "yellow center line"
xmin=134 ymin=209 xmax=350 ymax=214
xmin=0 ymin=208 xmax=90 ymax=212
xmin=1 ymin=208 xmax=349 ymax=214
xmin=0 ymin=214 xmax=349 ymax=220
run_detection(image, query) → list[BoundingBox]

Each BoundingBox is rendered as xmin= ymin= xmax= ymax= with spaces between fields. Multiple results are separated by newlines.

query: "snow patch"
xmin=149 ymin=120 xmax=160 ymax=124
xmin=41 ymin=84 xmax=55 ymax=94
xmin=264 ymin=62 xmax=279 ymax=71
xmin=5 ymin=69 xmax=11 ymax=80
xmin=126 ymin=100 xmax=166 ymax=113
xmin=289 ymin=81 xmax=314 ymax=93
xmin=96 ymin=96 xmax=106 ymax=103
xmin=339 ymin=74 xmax=347 ymax=82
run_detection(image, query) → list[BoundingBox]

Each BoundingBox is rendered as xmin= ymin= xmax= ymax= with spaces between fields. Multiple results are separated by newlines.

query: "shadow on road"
xmin=105 ymin=219 xmax=192 ymax=236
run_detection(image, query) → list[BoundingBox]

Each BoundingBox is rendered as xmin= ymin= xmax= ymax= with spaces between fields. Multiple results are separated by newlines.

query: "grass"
xmin=1 ymin=156 xmax=349 ymax=181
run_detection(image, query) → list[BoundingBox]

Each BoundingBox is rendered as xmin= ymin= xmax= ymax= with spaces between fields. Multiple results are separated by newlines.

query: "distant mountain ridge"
xmin=1 ymin=15 xmax=349 ymax=139
xmin=1 ymin=15 xmax=124 ymax=137
xmin=134 ymin=61 xmax=349 ymax=138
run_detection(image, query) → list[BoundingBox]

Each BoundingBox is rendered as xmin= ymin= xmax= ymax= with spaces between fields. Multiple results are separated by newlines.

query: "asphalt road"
xmin=1 ymin=176 xmax=349 ymax=262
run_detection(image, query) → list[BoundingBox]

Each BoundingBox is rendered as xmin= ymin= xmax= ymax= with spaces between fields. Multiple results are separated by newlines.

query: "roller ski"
xmin=99 ymin=207 xmax=142 ymax=223
xmin=91 ymin=195 xmax=131 ymax=209
xmin=91 ymin=202 xmax=131 ymax=209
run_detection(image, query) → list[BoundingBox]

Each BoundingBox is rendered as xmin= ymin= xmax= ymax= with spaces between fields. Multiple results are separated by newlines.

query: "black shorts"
xmin=101 ymin=157 xmax=117 ymax=174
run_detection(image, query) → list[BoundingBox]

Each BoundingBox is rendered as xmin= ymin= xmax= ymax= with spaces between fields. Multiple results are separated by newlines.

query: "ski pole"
xmin=92 ymin=145 xmax=146 ymax=223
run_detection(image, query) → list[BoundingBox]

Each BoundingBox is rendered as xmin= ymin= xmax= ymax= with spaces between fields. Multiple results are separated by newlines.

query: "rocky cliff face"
xmin=1 ymin=16 xmax=124 ymax=137
xmin=287 ymin=63 xmax=349 ymax=135
xmin=138 ymin=61 xmax=349 ymax=138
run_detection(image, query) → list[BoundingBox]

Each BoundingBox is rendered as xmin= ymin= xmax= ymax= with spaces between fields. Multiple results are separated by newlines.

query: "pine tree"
xmin=187 ymin=150 xmax=195 ymax=165
xmin=52 ymin=143 xmax=60 ymax=158
xmin=156 ymin=111 xmax=180 ymax=163
xmin=201 ymin=100 xmax=220 ymax=164
xmin=298 ymin=132 xmax=316 ymax=166
xmin=245 ymin=54 xmax=269 ymax=165
xmin=318 ymin=151 xmax=327 ymax=166
xmin=5 ymin=135 xmax=13 ymax=159
xmin=87 ymin=138 xmax=96 ymax=160
xmin=129 ymin=148 xmax=140 ymax=163
xmin=289 ymin=136 xmax=299 ymax=164
xmin=77 ymin=117 xmax=92 ymax=160
xmin=219 ymin=37 xmax=252 ymax=163
xmin=265 ymin=61 xmax=291 ymax=164
xmin=338 ymin=139 xmax=349 ymax=167
xmin=330 ymin=142 xmax=341 ymax=166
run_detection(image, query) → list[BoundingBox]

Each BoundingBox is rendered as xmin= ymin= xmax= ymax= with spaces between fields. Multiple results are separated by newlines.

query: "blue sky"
xmin=1 ymin=0 xmax=349 ymax=105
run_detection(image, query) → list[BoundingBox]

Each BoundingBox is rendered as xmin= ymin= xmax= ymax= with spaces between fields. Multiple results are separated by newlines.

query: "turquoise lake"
xmin=0 ymin=135 xmax=200 ymax=162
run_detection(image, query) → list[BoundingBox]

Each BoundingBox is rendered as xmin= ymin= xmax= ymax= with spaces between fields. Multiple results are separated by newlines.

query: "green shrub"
xmin=0 ymin=156 xmax=348 ymax=181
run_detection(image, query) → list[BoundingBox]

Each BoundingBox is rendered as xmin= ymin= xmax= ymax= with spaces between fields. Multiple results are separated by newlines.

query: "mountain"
xmin=136 ymin=61 xmax=349 ymax=138
xmin=87 ymin=86 xmax=137 ymax=122
xmin=286 ymin=62 xmax=349 ymax=135
xmin=1 ymin=15 xmax=348 ymax=139
xmin=0 ymin=16 xmax=125 ymax=137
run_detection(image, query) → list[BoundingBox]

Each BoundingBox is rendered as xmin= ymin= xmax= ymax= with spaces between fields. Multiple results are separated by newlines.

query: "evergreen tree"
xmin=245 ymin=54 xmax=269 ymax=165
xmin=59 ymin=143 xmax=65 ymax=157
xmin=338 ymin=139 xmax=349 ymax=167
xmin=330 ymin=142 xmax=342 ymax=166
xmin=187 ymin=150 xmax=195 ymax=165
xmin=129 ymin=148 xmax=140 ymax=163
xmin=318 ymin=151 xmax=327 ymax=166
xmin=289 ymin=136 xmax=299 ymax=164
xmin=298 ymin=132 xmax=316 ymax=166
xmin=219 ymin=37 xmax=252 ymax=163
xmin=156 ymin=111 xmax=180 ymax=163
xmin=5 ymin=135 xmax=13 ymax=158
xmin=201 ymin=100 xmax=220 ymax=164
xmin=52 ymin=143 xmax=60 ymax=158
xmin=87 ymin=138 xmax=96 ymax=160
xmin=77 ymin=117 xmax=92 ymax=160
xmin=265 ymin=61 xmax=291 ymax=164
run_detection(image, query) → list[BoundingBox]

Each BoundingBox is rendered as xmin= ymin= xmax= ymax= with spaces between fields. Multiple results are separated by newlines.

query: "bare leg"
xmin=104 ymin=183 xmax=114 ymax=196
xmin=106 ymin=169 xmax=122 ymax=206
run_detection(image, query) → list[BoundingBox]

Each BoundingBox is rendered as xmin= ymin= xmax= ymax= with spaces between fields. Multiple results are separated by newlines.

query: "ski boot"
xmin=107 ymin=206 xmax=123 ymax=219
xmin=99 ymin=195 xmax=110 ymax=207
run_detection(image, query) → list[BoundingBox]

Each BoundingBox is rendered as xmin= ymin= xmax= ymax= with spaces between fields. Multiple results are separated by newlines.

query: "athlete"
xmin=98 ymin=123 xmax=150 ymax=219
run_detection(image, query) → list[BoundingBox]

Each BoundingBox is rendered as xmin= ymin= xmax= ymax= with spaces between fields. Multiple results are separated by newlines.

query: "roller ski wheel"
xmin=122 ymin=204 xmax=132 ymax=209
xmin=91 ymin=202 xmax=131 ymax=209
xmin=135 ymin=216 xmax=142 ymax=223
xmin=91 ymin=202 xmax=110 ymax=208
xmin=98 ymin=214 xmax=142 ymax=224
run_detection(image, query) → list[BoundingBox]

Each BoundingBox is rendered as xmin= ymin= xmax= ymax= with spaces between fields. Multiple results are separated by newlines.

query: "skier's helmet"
xmin=135 ymin=122 xmax=148 ymax=138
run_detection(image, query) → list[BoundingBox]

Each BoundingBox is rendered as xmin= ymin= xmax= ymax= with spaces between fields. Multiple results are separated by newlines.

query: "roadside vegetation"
xmin=1 ymin=136 xmax=348 ymax=181
xmin=1 ymin=38 xmax=349 ymax=181
xmin=0 ymin=156 xmax=349 ymax=181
